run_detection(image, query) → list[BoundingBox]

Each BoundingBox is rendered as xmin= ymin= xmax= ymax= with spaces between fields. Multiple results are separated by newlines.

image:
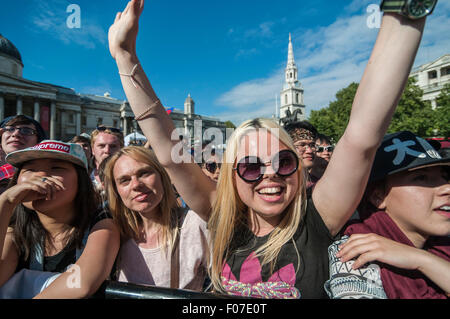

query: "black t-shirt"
xmin=222 ymin=198 xmax=337 ymax=299
xmin=16 ymin=209 xmax=111 ymax=273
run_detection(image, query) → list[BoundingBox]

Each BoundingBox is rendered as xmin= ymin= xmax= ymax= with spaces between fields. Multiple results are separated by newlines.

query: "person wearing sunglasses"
xmin=0 ymin=115 xmax=47 ymax=194
xmin=315 ymin=134 xmax=334 ymax=163
xmin=201 ymin=150 xmax=222 ymax=183
xmin=90 ymin=125 xmax=124 ymax=191
xmin=109 ymin=0 xmax=430 ymax=298
xmin=309 ymin=134 xmax=334 ymax=189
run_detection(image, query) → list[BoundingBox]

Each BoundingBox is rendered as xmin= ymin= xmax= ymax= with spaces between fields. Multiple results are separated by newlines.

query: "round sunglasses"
xmin=234 ymin=149 xmax=299 ymax=183
xmin=204 ymin=161 xmax=221 ymax=174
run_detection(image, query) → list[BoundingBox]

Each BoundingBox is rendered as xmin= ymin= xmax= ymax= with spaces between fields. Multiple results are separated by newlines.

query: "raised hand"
xmin=108 ymin=0 xmax=145 ymax=60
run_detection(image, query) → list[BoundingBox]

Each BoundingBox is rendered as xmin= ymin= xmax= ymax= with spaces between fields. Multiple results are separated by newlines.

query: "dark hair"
xmin=356 ymin=180 xmax=386 ymax=221
xmin=8 ymin=163 xmax=100 ymax=260
xmin=0 ymin=115 xmax=47 ymax=143
xmin=316 ymin=133 xmax=332 ymax=145
xmin=69 ymin=135 xmax=91 ymax=146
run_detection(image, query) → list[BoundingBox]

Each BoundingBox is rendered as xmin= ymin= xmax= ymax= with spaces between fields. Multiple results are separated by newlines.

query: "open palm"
xmin=108 ymin=0 xmax=144 ymax=60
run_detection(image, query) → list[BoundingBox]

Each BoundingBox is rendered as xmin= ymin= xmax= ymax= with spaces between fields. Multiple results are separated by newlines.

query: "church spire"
xmin=287 ymin=33 xmax=295 ymax=68
xmin=279 ymin=33 xmax=305 ymax=123
xmin=285 ymin=33 xmax=298 ymax=85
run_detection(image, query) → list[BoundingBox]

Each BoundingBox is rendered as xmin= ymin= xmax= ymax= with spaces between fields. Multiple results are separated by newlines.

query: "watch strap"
xmin=380 ymin=0 xmax=405 ymax=12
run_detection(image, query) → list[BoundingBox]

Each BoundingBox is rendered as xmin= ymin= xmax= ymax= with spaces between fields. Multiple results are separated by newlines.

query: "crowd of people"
xmin=0 ymin=0 xmax=448 ymax=299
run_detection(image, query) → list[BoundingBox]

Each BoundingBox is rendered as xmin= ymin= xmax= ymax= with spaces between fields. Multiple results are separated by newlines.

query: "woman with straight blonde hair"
xmin=104 ymin=146 xmax=209 ymax=290
xmin=108 ymin=0 xmax=431 ymax=298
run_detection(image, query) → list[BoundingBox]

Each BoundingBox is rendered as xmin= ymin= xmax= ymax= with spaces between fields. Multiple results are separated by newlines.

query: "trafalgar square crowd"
xmin=0 ymin=0 xmax=448 ymax=300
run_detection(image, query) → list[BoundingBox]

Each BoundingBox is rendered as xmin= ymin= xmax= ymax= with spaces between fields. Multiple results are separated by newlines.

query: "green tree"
xmin=434 ymin=83 xmax=450 ymax=138
xmin=224 ymin=120 xmax=236 ymax=129
xmin=309 ymin=78 xmax=437 ymax=141
xmin=387 ymin=77 xmax=435 ymax=137
xmin=309 ymin=82 xmax=358 ymax=142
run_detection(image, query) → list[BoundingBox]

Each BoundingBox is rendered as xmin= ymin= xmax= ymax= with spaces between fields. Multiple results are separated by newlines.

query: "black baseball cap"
xmin=369 ymin=131 xmax=450 ymax=183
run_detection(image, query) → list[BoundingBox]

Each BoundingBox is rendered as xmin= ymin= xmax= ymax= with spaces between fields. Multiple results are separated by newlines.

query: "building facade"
xmin=410 ymin=54 xmax=450 ymax=109
xmin=0 ymin=34 xmax=226 ymax=144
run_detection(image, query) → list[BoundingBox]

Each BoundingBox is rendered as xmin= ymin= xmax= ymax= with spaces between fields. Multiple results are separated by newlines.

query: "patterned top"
xmin=325 ymin=236 xmax=387 ymax=299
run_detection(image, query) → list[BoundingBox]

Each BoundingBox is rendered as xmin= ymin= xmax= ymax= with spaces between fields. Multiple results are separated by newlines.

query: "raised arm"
xmin=108 ymin=0 xmax=215 ymax=220
xmin=312 ymin=13 xmax=426 ymax=236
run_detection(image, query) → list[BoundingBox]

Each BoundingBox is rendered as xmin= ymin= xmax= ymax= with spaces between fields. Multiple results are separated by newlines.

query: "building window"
xmin=290 ymin=72 xmax=293 ymax=78
xmin=81 ymin=116 xmax=86 ymax=126
xmin=296 ymin=93 xmax=299 ymax=104
xmin=441 ymin=67 xmax=450 ymax=77
xmin=12 ymin=64 xmax=18 ymax=76
xmin=67 ymin=113 xmax=75 ymax=124
xmin=285 ymin=95 xmax=288 ymax=104
xmin=97 ymin=117 xmax=103 ymax=126
xmin=428 ymin=70 xmax=437 ymax=79
xmin=113 ymin=119 xmax=118 ymax=127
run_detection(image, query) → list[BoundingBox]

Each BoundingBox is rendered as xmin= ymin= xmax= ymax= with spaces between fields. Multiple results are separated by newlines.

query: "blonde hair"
xmin=91 ymin=127 xmax=125 ymax=148
xmin=208 ymin=118 xmax=307 ymax=293
xmin=104 ymin=146 xmax=180 ymax=253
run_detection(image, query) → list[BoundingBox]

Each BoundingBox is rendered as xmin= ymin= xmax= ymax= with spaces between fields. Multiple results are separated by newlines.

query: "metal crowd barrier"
xmin=94 ymin=280 xmax=241 ymax=299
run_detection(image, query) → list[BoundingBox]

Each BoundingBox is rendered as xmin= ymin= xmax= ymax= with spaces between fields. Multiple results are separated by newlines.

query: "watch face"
xmin=406 ymin=0 xmax=437 ymax=18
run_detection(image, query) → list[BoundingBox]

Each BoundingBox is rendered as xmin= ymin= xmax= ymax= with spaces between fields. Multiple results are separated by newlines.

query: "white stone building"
xmin=0 ymin=33 xmax=226 ymax=144
xmin=279 ymin=33 xmax=306 ymax=124
xmin=410 ymin=54 xmax=450 ymax=109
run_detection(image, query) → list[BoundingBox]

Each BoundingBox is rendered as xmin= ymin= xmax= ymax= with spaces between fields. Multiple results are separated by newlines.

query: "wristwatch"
xmin=380 ymin=0 xmax=438 ymax=19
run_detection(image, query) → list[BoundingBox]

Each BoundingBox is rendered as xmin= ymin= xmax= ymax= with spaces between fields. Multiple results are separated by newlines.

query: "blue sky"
xmin=1 ymin=0 xmax=449 ymax=126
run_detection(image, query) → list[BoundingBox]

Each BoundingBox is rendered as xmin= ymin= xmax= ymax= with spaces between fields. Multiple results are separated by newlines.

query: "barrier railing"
xmin=94 ymin=280 xmax=242 ymax=299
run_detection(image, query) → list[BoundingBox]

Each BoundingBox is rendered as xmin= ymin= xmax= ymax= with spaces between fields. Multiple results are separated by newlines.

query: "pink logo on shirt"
xmin=221 ymin=252 xmax=300 ymax=298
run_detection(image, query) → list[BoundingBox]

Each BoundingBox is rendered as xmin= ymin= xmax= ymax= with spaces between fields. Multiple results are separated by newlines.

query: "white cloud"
xmin=414 ymin=3 xmax=450 ymax=67
xmin=344 ymin=0 xmax=375 ymax=14
xmin=215 ymin=4 xmax=450 ymax=125
xmin=28 ymin=0 xmax=106 ymax=49
xmin=214 ymin=70 xmax=283 ymax=125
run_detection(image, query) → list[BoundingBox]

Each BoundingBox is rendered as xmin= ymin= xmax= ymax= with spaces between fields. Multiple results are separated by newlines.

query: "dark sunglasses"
xmin=316 ymin=145 xmax=334 ymax=153
xmin=96 ymin=126 xmax=122 ymax=134
xmin=3 ymin=126 xmax=37 ymax=136
xmin=205 ymin=161 xmax=221 ymax=173
xmin=234 ymin=149 xmax=299 ymax=183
